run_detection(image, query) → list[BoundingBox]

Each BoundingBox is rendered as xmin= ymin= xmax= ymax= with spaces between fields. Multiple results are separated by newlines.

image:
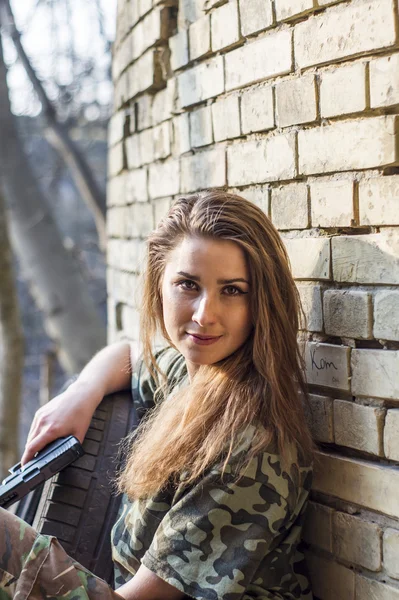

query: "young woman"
xmin=1 ymin=190 xmax=314 ymax=599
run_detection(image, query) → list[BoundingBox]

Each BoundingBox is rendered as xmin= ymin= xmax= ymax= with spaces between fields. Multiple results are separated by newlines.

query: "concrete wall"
xmin=107 ymin=0 xmax=399 ymax=597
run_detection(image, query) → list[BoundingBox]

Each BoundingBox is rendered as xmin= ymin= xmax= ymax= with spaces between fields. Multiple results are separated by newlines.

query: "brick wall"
xmin=107 ymin=0 xmax=399 ymax=597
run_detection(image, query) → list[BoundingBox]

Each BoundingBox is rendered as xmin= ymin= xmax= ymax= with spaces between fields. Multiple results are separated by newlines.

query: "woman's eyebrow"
xmin=177 ymin=271 xmax=250 ymax=285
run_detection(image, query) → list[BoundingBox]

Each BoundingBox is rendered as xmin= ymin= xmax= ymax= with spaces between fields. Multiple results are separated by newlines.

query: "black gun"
xmin=0 ymin=436 xmax=84 ymax=509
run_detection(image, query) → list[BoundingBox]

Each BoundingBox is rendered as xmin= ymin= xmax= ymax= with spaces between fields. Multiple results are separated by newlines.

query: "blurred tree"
xmin=0 ymin=24 xmax=106 ymax=375
xmin=1 ymin=0 xmax=107 ymax=249
xmin=0 ymin=187 xmax=23 ymax=477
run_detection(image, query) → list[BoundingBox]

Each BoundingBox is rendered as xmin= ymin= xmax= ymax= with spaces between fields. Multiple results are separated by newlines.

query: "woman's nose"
xmin=192 ymin=294 xmax=218 ymax=327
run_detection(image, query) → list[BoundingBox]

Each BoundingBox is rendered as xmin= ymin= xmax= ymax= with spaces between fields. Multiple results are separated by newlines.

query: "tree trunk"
xmin=0 ymin=28 xmax=106 ymax=375
xmin=0 ymin=188 xmax=23 ymax=478
xmin=0 ymin=0 xmax=107 ymax=250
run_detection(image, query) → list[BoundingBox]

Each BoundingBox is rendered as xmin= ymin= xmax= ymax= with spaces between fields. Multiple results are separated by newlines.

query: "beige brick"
xmin=114 ymin=71 xmax=129 ymax=110
xmin=178 ymin=57 xmax=224 ymax=107
xmin=181 ymin=146 xmax=226 ymax=192
xmin=283 ymin=237 xmax=330 ymax=280
xmin=211 ymin=1 xmax=240 ymax=51
xmin=356 ymin=576 xmax=399 ymax=600
xmin=139 ymin=128 xmax=155 ymax=165
xmin=295 ymin=0 xmax=396 ymax=69
xmin=311 ymin=179 xmax=354 ymax=228
xmin=153 ymin=122 xmax=171 ymax=160
xmin=127 ymin=50 xmax=164 ymax=99
xmin=131 ymin=7 xmax=169 ymax=61
xmin=107 ymin=207 xmax=129 ymax=238
xmin=138 ymin=0 xmax=152 ymax=19
xmin=297 ymin=284 xmax=323 ymax=332
xmin=121 ymin=305 xmax=141 ymax=339
xmin=178 ymin=0 xmax=205 ymax=28
xmin=298 ymin=116 xmax=397 ymax=175
xmin=107 ymin=239 xmax=146 ymax=272
xmin=172 ymin=113 xmax=191 ymax=155
xmin=333 ymin=512 xmax=382 ymax=571
xmin=190 ymin=105 xmax=213 ymax=147
xmin=227 ymin=133 xmax=296 ymax=186
xmin=323 ymin=290 xmax=372 ymax=339
xmin=107 ymin=240 xmax=122 ymax=270
xmin=125 ymin=134 xmax=141 ymax=170
xmin=271 ymin=183 xmax=309 ymax=230
xmin=239 ymin=185 xmax=269 ymax=213
xmin=306 ymin=553 xmax=355 ymax=600
xmin=107 ymin=298 xmax=118 ymax=342
xmin=332 ymin=231 xmax=399 ymax=285
xmin=128 ymin=202 xmax=154 ymax=238
xmin=352 ymin=349 xmax=399 ymax=400
xmin=383 ymin=528 xmax=399 ymax=579
xmin=212 ymin=96 xmax=241 ymax=141
xmin=109 ymin=270 xmax=141 ymax=305
xmin=170 ymin=30 xmax=189 ymax=71
xmin=302 ymin=501 xmax=333 ymax=551
xmin=149 ymin=159 xmax=180 ymax=199
xmin=314 ymin=450 xmax=399 ymax=518
xmin=189 ymin=14 xmax=211 ymax=60
xmin=126 ymin=168 xmax=148 ymax=203
xmin=320 ymin=63 xmax=367 ymax=118
xmin=108 ymin=142 xmax=124 ymax=177
xmin=113 ymin=34 xmax=132 ymax=79
xmin=152 ymin=79 xmax=176 ymax=125
xmin=276 ymin=74 xmax=317 ymax=128
xmin=370 ymin=53 xmax=399 ymax=108
xmin=240 ymin=85 xmax=274 ymax=134
xmin=107 ymin=173 xmax=127 ymax=207
xmin=304 ymin=342 xmax=350 ymax=390
xmin=334 ymin=400 xmax=384 ymax=455
xmin=116 ymin=1 xmax=131 ymax=41
xmin=276 ymin=0 xmax=313 ymax=21
xmin=374 ymin=291 xmax=399 ymax=342
xmin=153 ymin=196 xmax=172 ymax=225
xmin=133 ymin=94 xmax=152 ymax=132
xmin=305 ymin=394 xmax=334 ymax=442
xmin=108 ymin=111 xmax=126 ymax=147
xmin=238 ymin=0 xmax=273 ymax=36
xmin=359 ymin=176 xmax=399 ymax=226
xmin=384 ymin=410 xmax=399 ymax=461
xmin=225 ymin=30 xmax=292 ymax=91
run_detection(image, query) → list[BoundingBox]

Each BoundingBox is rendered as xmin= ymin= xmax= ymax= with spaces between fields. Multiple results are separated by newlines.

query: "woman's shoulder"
xmin=132 ymin=346 xmax=187 ymax=408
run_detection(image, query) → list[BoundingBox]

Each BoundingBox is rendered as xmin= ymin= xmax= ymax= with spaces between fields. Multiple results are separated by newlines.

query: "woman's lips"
xmin=187 ymin=333 xmax=222 ymax=346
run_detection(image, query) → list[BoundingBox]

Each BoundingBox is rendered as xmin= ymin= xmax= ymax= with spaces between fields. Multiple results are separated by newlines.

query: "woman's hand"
xmin=21 ymin=380 xmax=102 ymax=467
xmin=20 ymin=341 xmax=133 ymax=467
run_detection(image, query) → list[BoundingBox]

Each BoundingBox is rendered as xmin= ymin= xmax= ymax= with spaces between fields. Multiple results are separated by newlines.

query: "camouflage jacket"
xmin=112 ymin=348 xmax=313 ymax=600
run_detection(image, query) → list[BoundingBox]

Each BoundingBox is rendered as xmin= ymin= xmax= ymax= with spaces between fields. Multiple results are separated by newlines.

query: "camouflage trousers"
xmin=0 ymin=507 xmax=122 ymax=599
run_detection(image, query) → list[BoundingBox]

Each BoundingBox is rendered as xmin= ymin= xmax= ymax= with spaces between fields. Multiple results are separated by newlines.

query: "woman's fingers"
xmin=26 ymin=413 xmax=40 ymax=444
xmin=21 ymin=428 xmax=57 ymax=467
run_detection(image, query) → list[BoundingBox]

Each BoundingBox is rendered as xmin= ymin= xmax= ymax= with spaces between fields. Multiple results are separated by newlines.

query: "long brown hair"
xmin=118 ymin=191 xmax=313 ymax=499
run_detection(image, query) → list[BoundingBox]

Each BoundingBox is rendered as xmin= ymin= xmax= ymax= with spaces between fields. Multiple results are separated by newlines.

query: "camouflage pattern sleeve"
xmin=140 ymin=443 xmax=312 ymax=600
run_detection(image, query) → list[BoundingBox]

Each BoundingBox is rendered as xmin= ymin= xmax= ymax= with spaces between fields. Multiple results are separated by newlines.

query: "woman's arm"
xmin=21 ymin=341 xmax=135 ymax=466
xmin=115 ymin=564 xmax=185 ymax=600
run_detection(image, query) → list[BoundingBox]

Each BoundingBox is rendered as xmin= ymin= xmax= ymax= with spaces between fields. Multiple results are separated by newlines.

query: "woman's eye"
xmin=223 ymin=286 xmax=245 ymax=296
xmin=178 ymin=280 xmax=198 ymax=291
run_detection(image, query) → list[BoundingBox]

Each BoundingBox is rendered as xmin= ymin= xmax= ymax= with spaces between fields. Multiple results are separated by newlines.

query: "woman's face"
xmin=161 ymin=235 xmax=253 ymax=378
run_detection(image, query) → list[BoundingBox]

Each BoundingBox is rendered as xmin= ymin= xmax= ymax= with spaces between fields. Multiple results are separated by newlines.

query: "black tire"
xmin=30 ymin=391 xmax=136 ymax=586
